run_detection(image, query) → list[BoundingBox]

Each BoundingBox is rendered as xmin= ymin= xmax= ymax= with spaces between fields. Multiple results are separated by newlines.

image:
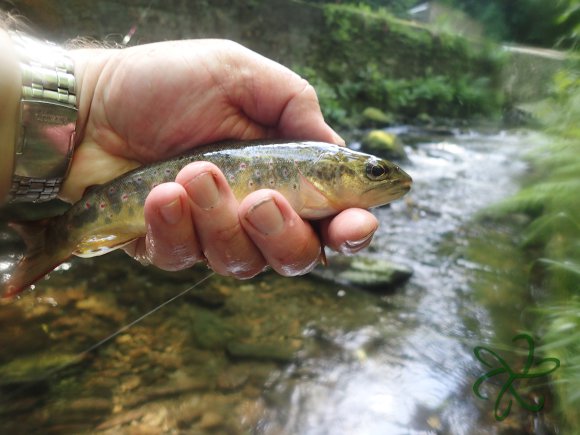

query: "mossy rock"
xmin=360 ymin=130 xmax=407 ymax=161
xmin=361 ymin=107 xmax=395 ymax=128
xmin=311 ymin=255 xmax=412 ymax=292
xmin=189 ymin=309 xmax=245 ymax=350
xmin=0 ymin=352 xmax=85 ymax=385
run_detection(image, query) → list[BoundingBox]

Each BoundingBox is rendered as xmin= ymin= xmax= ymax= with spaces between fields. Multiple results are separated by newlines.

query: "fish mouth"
xmin=364 ymin=174 xmax=412 ymax=202
xmin=399 ymin=176 xmax=413 ymax=193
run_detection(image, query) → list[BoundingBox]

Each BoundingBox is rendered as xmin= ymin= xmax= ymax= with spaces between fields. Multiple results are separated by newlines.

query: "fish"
xmin=1 ymin=140 xmax=412 ymax=299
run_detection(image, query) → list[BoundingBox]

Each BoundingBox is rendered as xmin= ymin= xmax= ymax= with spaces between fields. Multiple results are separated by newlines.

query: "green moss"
xmin=297 ymin=3 xmax=504 ymax=125
xmin=360 ymin=130 xmax=407 ymax=160
xmin=361 ymin=107 xmax=395 ymax=126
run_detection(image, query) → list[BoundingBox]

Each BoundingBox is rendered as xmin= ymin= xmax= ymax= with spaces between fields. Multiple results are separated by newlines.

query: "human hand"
xmin=64 ymin=39 xmax=378 ymax=277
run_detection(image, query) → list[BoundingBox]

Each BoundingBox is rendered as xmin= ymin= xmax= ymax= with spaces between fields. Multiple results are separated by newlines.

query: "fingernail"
xmin=186 ymin=172 xmax=220 ymax=210
xmin=160 ymin=198 xmax=182 ymax=225
xmin=245 ymin=197 xmax=285 ymax=236
xmin=339 ymin=231 xmax=374 ymax=255
xmin=332 ymin=131 xmax=346 ymax=147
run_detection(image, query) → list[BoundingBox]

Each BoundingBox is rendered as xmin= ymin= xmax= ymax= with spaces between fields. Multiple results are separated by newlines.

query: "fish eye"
xmin=366 ymin=161 xmax=389 ymax=180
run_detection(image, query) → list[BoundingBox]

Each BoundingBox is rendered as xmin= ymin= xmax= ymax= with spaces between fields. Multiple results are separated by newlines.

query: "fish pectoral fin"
xmin=74 ymin=234 xmax=138 ymax=258
xmin=297 ymin=174 xmax=338 ymax=219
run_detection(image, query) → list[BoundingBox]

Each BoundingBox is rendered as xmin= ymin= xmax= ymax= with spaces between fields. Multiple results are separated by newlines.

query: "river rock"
xmin=226 ymin=341 xmax=296 ymax=363
xmin=360 ymin=130 xmax=407 ymax=161
xmin=361 ymin=107 xmax=395 ymax=127
xmin=0 ymin=352 xmax=85 ymax=386
xmin=190 ymin=308 xmax=245 ymax=350
xmin=311 ymin=255 xmax=412 ymax=291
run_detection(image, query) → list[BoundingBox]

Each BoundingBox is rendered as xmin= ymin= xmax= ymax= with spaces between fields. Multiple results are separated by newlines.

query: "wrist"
xmin=0 ymin=29 xmax=21 ymax=204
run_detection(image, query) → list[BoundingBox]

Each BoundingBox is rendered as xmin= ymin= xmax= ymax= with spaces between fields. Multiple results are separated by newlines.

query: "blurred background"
xmin=0 ymin=1 xmax=578 ymax=434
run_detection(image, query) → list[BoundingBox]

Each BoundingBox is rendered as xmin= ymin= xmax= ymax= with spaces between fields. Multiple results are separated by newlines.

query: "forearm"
xmin=0 ymin=28 xmax=21 ymax=204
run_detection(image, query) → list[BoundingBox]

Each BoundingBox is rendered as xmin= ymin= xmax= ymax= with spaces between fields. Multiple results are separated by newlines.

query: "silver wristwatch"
xmin=8 ymin=31 xmax=77 ymax=203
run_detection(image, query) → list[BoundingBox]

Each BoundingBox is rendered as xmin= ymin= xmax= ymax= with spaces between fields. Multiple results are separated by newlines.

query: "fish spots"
xmin=85 ymin=201 xmax=91 ymax=210
xmin=239 ymin=162 xmax=247 ymax=171
xmin=99 ymin=202 xmax=106 ymax=210
xmin=121 ymin=193 xmax=129 ymax=202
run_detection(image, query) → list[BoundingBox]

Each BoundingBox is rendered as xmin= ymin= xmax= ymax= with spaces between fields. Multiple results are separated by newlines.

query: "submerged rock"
xmin=0 ymin=352 xmax=85 ymax=386
xmin=311 ymin=255 xmax=412 ymax=291
xmin=226 ymin=341 xmax=296 ymax=363
xmin=190 ymin=309 xmax=245 ymax=350
xmin=360 ymin=130 xmax=407 ymax=161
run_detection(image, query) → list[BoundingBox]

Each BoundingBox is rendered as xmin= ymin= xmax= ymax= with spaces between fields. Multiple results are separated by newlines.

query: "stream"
xmin=0 ymin=128 xmax=560 ymax=434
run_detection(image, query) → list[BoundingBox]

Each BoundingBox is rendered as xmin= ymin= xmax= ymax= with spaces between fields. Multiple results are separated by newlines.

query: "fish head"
xmin=300 ymin=146 xmax=412 ymax=215
xmin=355 ymin=153 xmax=413 ymax=207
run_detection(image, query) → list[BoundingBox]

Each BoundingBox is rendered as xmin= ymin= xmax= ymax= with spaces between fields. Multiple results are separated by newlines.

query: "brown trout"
xmin=1 ymin=140 xmax=412 ymax=299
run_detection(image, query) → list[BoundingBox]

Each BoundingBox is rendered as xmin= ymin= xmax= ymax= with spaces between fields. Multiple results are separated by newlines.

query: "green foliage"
xmin=306 ymin=0 xmax=578 ymax=48
xmin=538 ymin=299 xmax=580 ymax=428
xmin=300 ymin=3 xmax=503 ymax=125
xmin=556 ymin=2 xmax=580 ymax=49
xmin=487 ymin=66 xmax=580 ymax=427
xmin=304 ymin=0 xmax=418 ymax=17
xmin=439 ymin=0 xmax=576 ymax=48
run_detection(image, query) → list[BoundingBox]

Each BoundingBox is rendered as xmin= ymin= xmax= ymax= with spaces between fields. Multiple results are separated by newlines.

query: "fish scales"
xmin=2 ymin=140 xmax=412 ymax=299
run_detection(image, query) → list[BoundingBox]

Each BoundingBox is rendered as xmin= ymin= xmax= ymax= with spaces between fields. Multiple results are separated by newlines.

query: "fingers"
xmin=130 ymin=163 xmax=378 ymax=278
xmin=130 ymin=181 xmax=201 ymax=271
xmin=175 ymin=162 xmax=266 ymax=278
xmin=239 ymin=190 xmax=323 ymax=276
xmin=319 ymin=209 xmax=378 ymax=255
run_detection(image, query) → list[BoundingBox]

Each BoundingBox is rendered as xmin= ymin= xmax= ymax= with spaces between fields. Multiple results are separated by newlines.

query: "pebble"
xmin=96 ymin=409 xmax=147 ymax=431
xmin=175 ymin=403 xmax=204 ymax=429
xmin=198 ymin=411 xmax=224 ymax=429
xmin=120 ymin=375 xmax=141 ymax=393
xmin=217 ymin=369 xmax=249 ymax=391
xmin=123 ymin=378 xmax=209 ymax=408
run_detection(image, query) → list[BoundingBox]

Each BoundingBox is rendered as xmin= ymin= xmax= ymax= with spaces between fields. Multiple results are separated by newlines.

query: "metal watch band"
xmin=8 ymin=31 xmax=77 ymax=203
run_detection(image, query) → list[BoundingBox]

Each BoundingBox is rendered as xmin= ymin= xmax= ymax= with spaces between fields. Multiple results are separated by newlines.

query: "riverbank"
xmin=471 ymin=64 xmax=580 ymax=431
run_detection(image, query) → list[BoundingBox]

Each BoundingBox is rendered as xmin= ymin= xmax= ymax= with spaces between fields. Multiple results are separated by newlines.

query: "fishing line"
xmin=1 ymin=271 xmax=215 ymax=401
xmin=80 ymin=271 xmax=215 ymax=355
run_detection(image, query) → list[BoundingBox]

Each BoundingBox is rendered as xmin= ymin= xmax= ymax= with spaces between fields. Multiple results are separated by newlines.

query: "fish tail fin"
xmin=1 ymin=221 xmax=68 ymax=301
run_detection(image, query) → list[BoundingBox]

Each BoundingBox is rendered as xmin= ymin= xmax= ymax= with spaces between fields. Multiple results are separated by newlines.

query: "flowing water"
xmin=0 ymin=128 xmax=561 ymax=434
